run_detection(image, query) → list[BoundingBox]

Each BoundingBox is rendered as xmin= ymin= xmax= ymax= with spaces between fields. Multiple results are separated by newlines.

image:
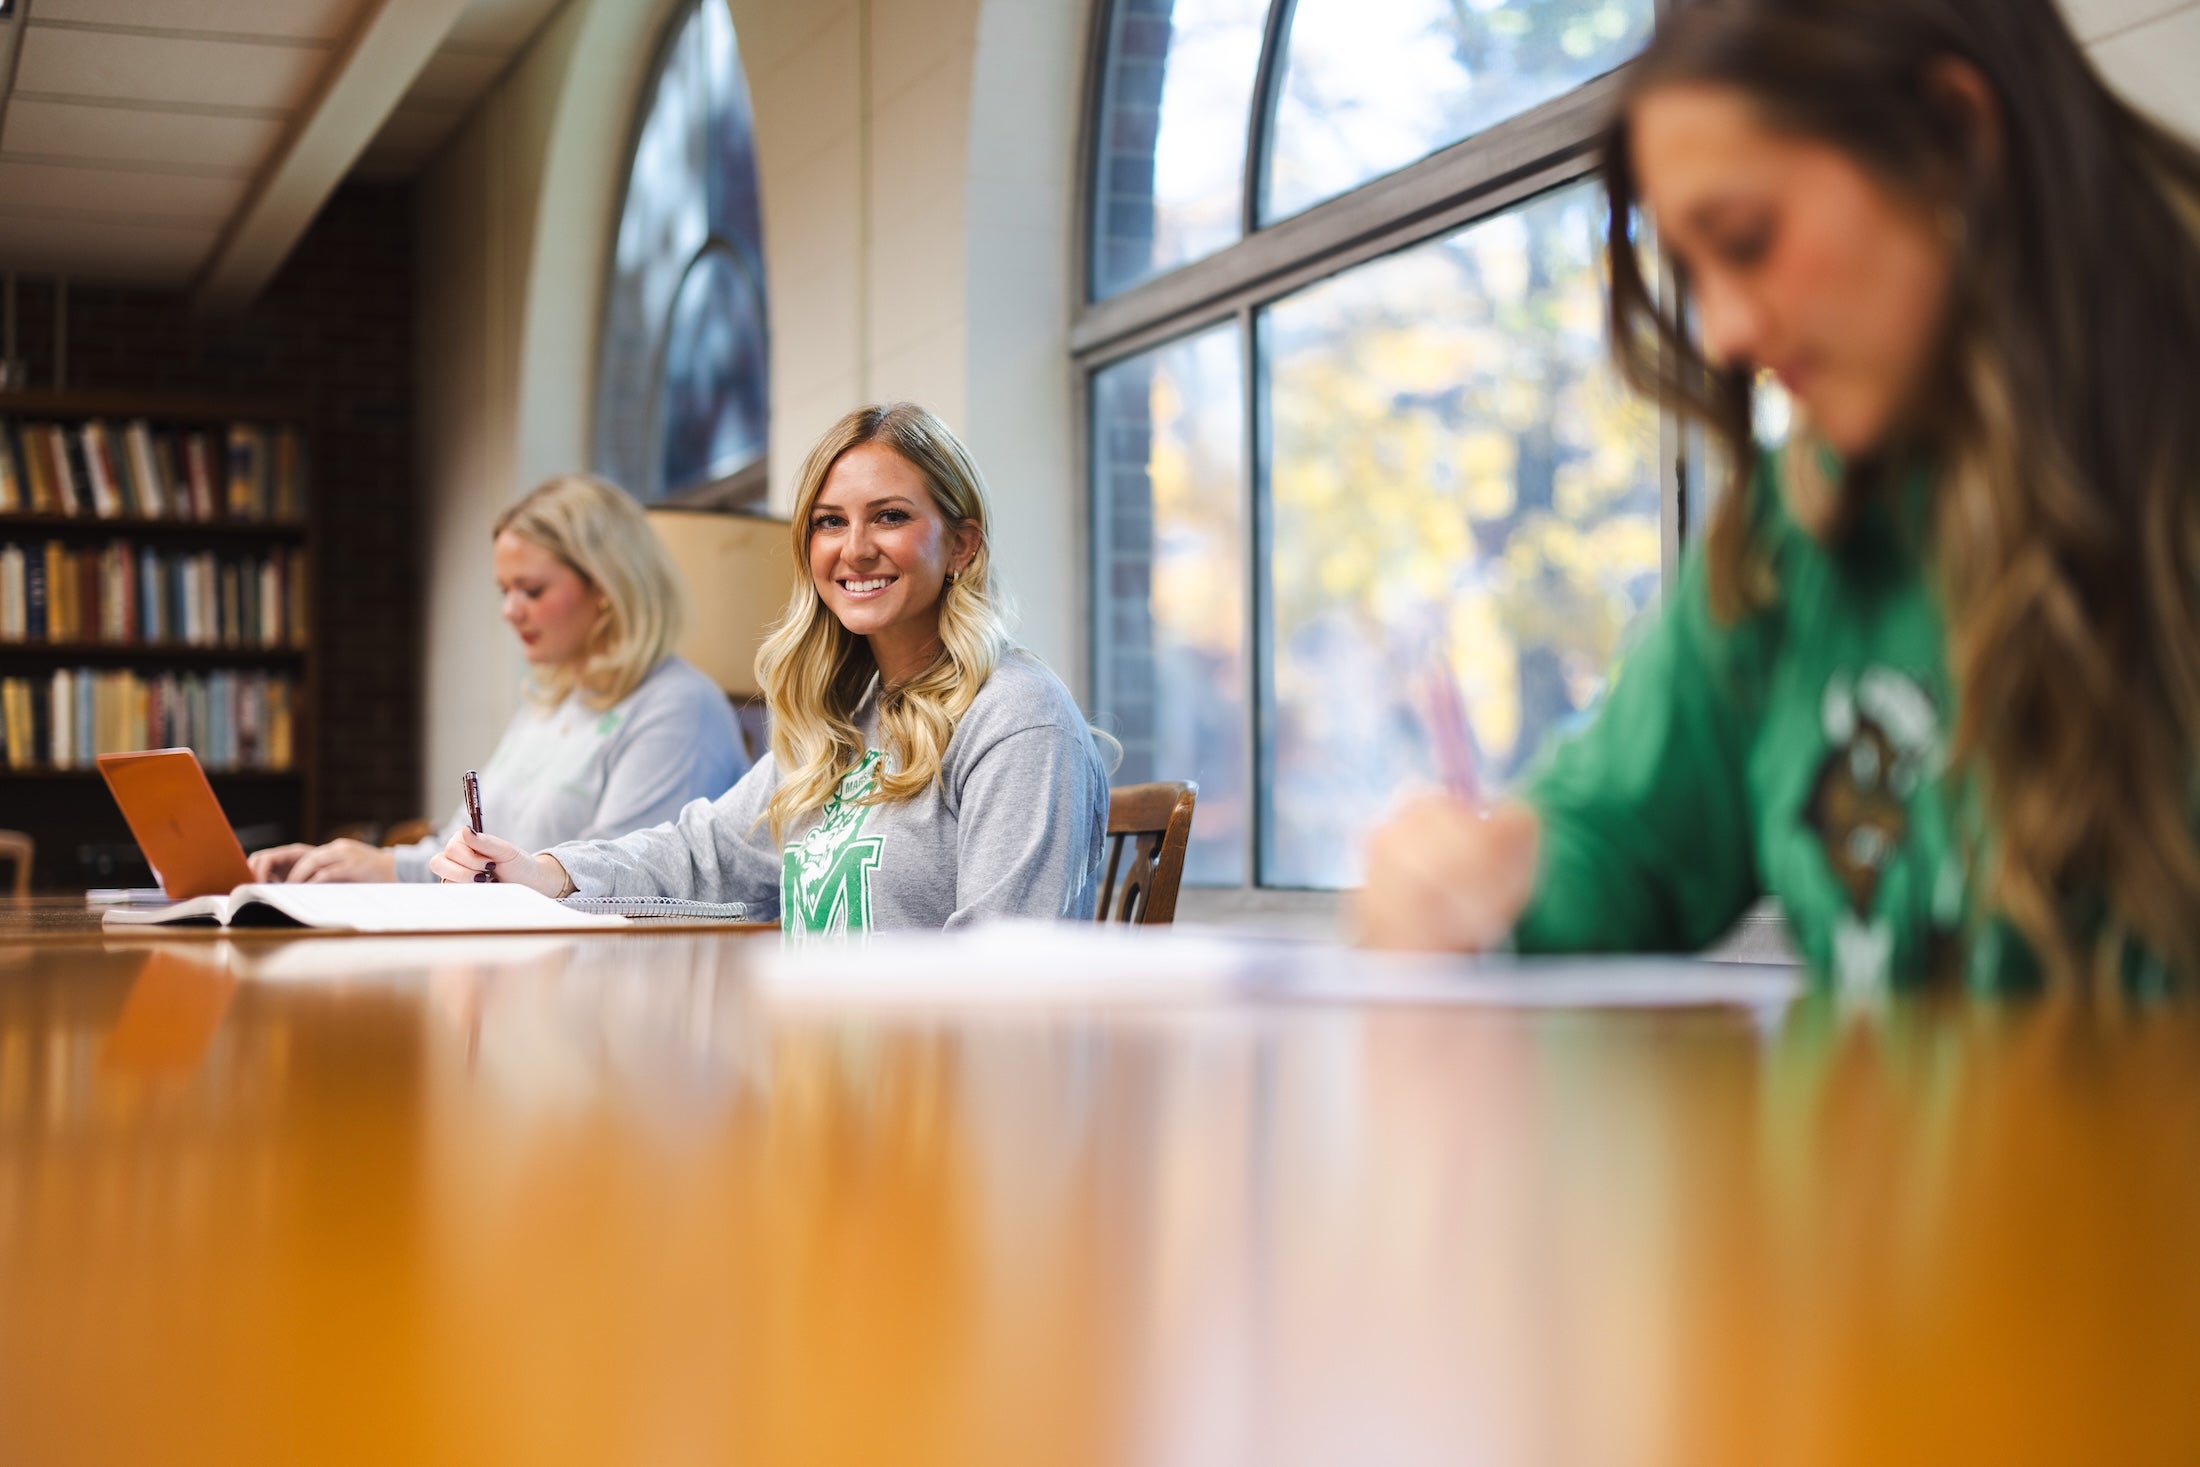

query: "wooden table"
xmin=2 ymin=914 xmax=2197 ymax=1465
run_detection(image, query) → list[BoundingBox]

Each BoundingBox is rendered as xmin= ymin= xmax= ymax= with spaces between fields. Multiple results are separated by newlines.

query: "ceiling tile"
xmin=1 ymin=96 xmax=280 ymax=170
xmin=0 ymin=159 xmax=245 ymax=220
xmin=29 ymin=0 xmax=364 ymax=42
xmin=17 ymin=23 xmax=329 ymax=113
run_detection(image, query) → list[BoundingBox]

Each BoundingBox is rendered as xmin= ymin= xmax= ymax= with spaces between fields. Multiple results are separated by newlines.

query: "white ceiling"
xmin=355 ymin=0 xmax=569 ymax=180
xmin=0 ymin=0 xmax=2190 ymax=303
xmin=0 ymin=0 xmax=565 ymax=299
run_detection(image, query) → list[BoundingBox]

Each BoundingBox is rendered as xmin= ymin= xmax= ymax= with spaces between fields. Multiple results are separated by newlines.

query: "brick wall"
xmin=10 ymin=184 xmax=420 ymax=835
xmin=1090 ymin=355 xmax=1159 ymax=781
xmin=1088 ymin=0 xmax=1170 ymax=298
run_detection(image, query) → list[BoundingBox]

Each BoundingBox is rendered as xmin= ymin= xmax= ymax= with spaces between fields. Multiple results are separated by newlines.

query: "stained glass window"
xmin=595 ymin=0 xmax=768 ymax=507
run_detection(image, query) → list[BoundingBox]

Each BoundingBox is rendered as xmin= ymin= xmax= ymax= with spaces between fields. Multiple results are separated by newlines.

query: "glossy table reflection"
xmin=2 ymin=919 xmax=2197 ymax=1466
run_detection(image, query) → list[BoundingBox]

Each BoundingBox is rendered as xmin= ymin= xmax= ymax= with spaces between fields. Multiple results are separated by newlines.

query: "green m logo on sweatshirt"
xmin=781 ymin=751 xmax=885 ymax=943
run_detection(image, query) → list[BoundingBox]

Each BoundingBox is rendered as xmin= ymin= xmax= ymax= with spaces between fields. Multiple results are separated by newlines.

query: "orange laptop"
xmin=96 ymin=749 xmax=256 ymax=900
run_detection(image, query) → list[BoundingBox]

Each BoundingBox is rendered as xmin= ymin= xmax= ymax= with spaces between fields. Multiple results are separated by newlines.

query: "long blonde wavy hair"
xmin=755 ymin=404 xmax=1013 ymax=841
xmin=1601 ymin=0 xmax=2200 ymax=983
xmin=495 ymin=474 xmax=688 ymax=711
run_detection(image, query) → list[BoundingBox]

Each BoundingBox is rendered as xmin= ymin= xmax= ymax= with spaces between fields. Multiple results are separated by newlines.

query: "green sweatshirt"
xmin=1516 ymin=448 xmax=2065 ymax=992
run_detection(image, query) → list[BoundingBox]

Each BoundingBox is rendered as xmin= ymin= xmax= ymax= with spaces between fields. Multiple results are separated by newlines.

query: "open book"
xmin=102 ymin=883 xmax=633 ymax=934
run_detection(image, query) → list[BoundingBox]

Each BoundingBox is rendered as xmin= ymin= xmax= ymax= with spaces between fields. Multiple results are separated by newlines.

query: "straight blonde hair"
xmin=756 ymin=404 xmax=1012 ymax=842
xmin=495 ymin=474 xmax=687 ymax=711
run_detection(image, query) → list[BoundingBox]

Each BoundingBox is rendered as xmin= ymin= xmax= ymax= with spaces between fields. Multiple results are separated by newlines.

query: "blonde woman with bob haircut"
xmin=432 ymin=404 xmax=1109 ymax=940
xmin=252 ymin=474 xmax=747 ymax=883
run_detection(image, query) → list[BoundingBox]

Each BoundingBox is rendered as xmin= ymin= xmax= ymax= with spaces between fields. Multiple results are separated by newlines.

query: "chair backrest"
xmin=1094 ymin=782 xmax=1197 ymax=926
xmin=0 ymin=829 xmax=33 ymax=899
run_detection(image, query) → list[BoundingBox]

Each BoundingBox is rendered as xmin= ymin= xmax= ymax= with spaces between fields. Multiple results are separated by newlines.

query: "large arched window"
xmin=595 ymin=0 xmax=769 ymax=508
xmin=1084 ymin=0 xmax=1668 ymax=892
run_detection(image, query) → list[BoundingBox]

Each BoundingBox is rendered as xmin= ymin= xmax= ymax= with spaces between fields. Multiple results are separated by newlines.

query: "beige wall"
xmin=414 ymin=0 xmax=1084 ymax=815
xmin=2069 ymin=0 xmax=2200 ymax=127
xmin=649 ymin=511 xmax=797 ymax=696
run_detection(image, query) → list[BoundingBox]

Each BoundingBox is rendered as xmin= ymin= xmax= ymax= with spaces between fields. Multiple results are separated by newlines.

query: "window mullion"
xmin=1239 ymin=302 xmax=1265 ymax=892
xmin=1240 ymin=0 xmax=1299 ymax=241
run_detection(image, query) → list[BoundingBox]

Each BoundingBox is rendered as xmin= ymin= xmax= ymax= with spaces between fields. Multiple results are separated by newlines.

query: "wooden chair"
xmin=1094 ymin=782 xmax=1197 ymax=926
xmin=0 ymin=829 xmax=32 ymax=899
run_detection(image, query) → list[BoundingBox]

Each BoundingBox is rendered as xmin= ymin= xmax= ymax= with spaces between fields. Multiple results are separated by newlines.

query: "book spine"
xmin=270 ymin=678 xmax=291 ymax=770
xmin=184 ymin=433 xmax=213 ymax=521
xmin=219 ymin=560 xmax=239 ymax=647
xmin=0 ymin=422 xmax=20 ymax=514
xmin=238 ymin=557 xmax=257 ymax=646
xmin=72 ymin=547 xmax=93 ymax=642
xmin=155 ymin=432 xmax=186 ymax=519
xmin=126 ymin=421 xmax=164 ymax=519
xmin=197 ymin=553 xmax=216 ymax=646
xmin=101 ymin=422 xmax=128 ymax=517
xmin=257 ymin=556 xmax=279 ymax=646
xmin=225 ymin=426 xmax=250 ymax=520
xmin=116 ymin=541 xmax=136 ymax=644
xmin=49 ymin=668 xmax=68 ymax=768
xmin=81 ymin=423 xmax=119 ymax=519
xmin=288 ymin=549 xmax=309 ymax=648
xmin=25 ymin=543 xmax=46 ymax=641
xmin=20 ymin=426 xmax=52 ymax=513
xmin=138 ymin=547 xmax=158 ymax=643
xmin=0 ymin=544 xmax=21 ymax=642
xmin=42 ymin=542 xmax=64 ymax=641
xmin=47 ymin=426 xmax=77 ymax=516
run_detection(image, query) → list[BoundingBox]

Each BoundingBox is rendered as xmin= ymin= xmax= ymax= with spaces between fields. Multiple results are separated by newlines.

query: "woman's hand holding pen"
xmin=1354 ymin=649 xmax=1537 ymax=951
xmin=427 ymin=828 xmax=569 ymax=897
xmin=1352 ymin=795 xmax=1542 ymax=952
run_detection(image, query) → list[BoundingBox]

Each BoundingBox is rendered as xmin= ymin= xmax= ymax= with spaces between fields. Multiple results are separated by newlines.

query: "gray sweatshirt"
xmin=394 ymin=656 xmax=747 ymax=882
xmin=549 ymin=650 xmax=1108 ymax=939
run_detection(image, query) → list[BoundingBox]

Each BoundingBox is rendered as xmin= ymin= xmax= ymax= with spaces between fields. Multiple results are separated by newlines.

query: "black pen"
xmin=462 ymin=769 xmax=494 ymax=883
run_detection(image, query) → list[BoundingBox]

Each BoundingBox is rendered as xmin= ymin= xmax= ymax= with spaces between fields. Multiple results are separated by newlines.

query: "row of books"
xmin=0 ymin=420 xmax=304 ymax=523
xmin=0 ymin=541 xmax=310 ymax=648
xmin=0 ymin=669 xmax=297 ymax=772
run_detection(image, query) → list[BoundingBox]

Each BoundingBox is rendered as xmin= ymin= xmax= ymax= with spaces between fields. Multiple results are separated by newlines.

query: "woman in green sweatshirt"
xmin=1357 ymin=0 xmax=2200 ymax=991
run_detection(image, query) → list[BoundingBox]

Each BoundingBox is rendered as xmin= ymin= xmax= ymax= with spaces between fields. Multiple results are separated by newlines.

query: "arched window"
xmin=595 ymin=0 xmax=769 ymax=508
xmin=1084 ymin=0 xmax=1665 ymax=892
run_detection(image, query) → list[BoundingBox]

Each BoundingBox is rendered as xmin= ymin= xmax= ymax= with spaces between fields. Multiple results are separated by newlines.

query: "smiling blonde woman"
xmin=430 ymin=405 xmax=1109 ymax=940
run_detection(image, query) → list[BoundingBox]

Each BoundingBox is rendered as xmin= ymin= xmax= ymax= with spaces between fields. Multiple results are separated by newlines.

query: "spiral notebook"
xmin=558 ymin=896 xmax=753 ymax=922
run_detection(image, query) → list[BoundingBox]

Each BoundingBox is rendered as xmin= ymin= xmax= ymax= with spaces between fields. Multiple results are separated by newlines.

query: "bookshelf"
xmin=0 ymin=390 xmax=316 ymax=889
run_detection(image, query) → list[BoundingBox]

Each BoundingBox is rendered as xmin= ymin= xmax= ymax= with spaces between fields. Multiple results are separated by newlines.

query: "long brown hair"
xmin=1601 ymin=0 xmax=2200 ymax=982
